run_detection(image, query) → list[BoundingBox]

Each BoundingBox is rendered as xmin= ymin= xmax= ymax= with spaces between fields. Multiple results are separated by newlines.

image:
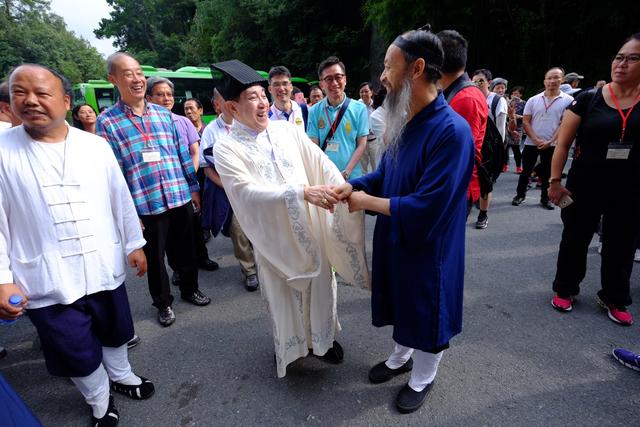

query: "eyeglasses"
xmin=322 ymin=73 xmax=345 ymax=84
xmin=270 ymin=81 xmax=291 ymax=88
xmin=473 ymin=79 xmax=487 ymax=84
xmin=612 ymin=54 xmax=640 ymax=64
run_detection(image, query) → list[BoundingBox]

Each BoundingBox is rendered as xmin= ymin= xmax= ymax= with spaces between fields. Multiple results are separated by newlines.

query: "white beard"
xmin=382 ymin=77 xmax=412 ymax=162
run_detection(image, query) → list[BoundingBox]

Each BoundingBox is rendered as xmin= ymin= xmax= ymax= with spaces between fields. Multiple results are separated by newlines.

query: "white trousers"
xmin=385 ymin=342 xmax=444 ymax=392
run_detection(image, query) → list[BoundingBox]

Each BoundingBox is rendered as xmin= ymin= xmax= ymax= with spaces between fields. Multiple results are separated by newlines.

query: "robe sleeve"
xmin=101 ymin=140 xmax=146 ymax=255
xmin=213 ymin=138 xmax=322 ymax=290
xmin=389 ymin=127 xmax=473 ymax=248
xmin=348 ymin=154 xmax=386 ymax=196
xmin=293 ymin=128 xmax=370 ymax=289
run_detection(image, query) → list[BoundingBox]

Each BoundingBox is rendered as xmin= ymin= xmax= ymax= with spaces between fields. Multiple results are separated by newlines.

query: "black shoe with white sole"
xmin=91 ymin=395 xmax=119 ymax=427
xmin=111 ymin=376 xmax=155 ymax=400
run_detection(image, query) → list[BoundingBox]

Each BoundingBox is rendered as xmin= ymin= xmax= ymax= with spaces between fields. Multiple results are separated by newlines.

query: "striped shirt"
xmin=96 ymin=100 xmax=199 ymax=215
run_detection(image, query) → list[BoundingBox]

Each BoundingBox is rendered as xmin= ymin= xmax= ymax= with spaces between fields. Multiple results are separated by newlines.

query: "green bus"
xmin=73 ymin=65 xmax=310 ymax=124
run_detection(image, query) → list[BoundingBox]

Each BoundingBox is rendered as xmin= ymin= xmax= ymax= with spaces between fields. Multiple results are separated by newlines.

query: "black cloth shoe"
xmin=368 ymin=358 xmax=413 ymax=383
xmin=111 ymin=376 xmax=155 ymax=400
xmin=91 ymin=395 xmax=119 ymax=426
xmin=158 ymin=306 xmax=175 ymax=327
xmin=313 ymin=341 xmax=344 ymax=364
xmin=198 ymin=258 xmax=219 ymax=271
xmin=396 ymin=382 xmax=434 ymax=414
xmin=181 ymin=290 xmax=211 ymax=306
xmin=126 ymin=335 xmax=141 ymax=350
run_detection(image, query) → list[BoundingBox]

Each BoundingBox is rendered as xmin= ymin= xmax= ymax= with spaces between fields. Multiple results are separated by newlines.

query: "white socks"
xmin=71 ymin=344 xmax=140 ymax=419
xmin=102 ymin=344 xmax=141 ymax=386
xmin=385 ymin=341 xmax=444 ymax=392
xmin=71 ymin=365 xmax=110 ymax=418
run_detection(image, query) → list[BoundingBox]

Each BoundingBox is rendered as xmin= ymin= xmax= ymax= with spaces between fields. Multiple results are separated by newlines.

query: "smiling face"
xmin=228 ymin=85 xmax=269 ymax=132
xmin=319 ymin=64 xmax=346 ymax=103
xmin=380 ymin=45 xmax=410 ymax=94
xmin=268 ymin=74 xmax=292 ymax=107
xmin=359 ymin=84 xmax=373 ymax=105
xmin=108 ymin=55 xmax=146 ymax=105
xmin=10 ymin=65 xmax=70 ymax=137
xmin=147 ymin=82 xmax=174 ymax=111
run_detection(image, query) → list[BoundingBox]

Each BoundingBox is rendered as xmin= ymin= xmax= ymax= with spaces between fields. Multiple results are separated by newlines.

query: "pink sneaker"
xmin=551 ymin=294 xmax=573 ymax=312
xmin=597 ymin=298 xmax=633 ymax=326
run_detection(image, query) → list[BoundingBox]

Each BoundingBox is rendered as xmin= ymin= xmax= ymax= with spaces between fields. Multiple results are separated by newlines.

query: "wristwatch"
xmin=548 ymin=177 xmax=562 ymax=184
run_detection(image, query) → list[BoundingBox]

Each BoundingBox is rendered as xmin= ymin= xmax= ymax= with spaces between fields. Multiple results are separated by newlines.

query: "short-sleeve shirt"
xmin=567 ymin=88 xmax=640 ymax=186
xmin=268 ymin=101 xmax=305 ymax=131
xmin=523 ymin=91 xmax=573 ymax=145
xmin=200 ymin=116 xmax=233 ymax=167
xmin=307 ymin=96 xmax=369 ymax=178
xmin=171 ymin=113 xmax=200 ymax=148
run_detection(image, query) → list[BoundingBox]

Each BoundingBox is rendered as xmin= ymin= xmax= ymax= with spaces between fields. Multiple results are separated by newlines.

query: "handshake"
xmin=303 ymin=183 xmax=369 ymax=214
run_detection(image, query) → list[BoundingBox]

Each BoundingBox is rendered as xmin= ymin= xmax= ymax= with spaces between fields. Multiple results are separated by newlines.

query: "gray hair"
xmin=146 ymin=76 xmax=174 ymax=96
xmin=106 ymin=51 xmax=138 ymax=75
xmin=489 ymin=77 xmax=508 ymax=91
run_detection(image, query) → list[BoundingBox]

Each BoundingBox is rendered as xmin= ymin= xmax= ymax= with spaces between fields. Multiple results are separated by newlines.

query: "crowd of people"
xmin=0 ymin=25 xmax=639 ymax=425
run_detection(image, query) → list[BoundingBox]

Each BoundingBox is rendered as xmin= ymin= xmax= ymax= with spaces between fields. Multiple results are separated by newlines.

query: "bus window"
xmin=170 ymin=78 xmax=216 ymax=118
xmin=96 ymin=88 xmax=116 ymax=110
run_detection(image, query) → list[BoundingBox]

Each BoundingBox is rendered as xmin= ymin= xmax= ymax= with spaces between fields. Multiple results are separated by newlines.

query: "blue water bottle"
xmin=0 ymin=295 xmax=23 ymax=325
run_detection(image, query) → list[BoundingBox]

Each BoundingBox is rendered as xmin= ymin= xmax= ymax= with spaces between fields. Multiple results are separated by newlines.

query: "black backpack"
xmin=445 ymin=81 xmax=504 ymax=180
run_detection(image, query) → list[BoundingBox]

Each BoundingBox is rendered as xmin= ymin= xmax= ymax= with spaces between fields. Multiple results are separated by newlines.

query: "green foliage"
xmin=95 ymin=0 xmax=197 ymax=69
xmin=0 ymin=0 xmax=105 ymax=83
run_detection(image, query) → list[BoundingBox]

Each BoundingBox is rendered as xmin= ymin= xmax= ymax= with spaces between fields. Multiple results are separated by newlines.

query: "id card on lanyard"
xmin=606 ymin=84 xmax=639 ymax=160
xmin=128 ymin=110 xmax=160 ymax=163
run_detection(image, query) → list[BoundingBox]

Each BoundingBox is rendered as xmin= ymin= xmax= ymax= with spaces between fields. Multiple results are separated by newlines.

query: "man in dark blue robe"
xmin=335 ymin=26 xmax=474 ymax=414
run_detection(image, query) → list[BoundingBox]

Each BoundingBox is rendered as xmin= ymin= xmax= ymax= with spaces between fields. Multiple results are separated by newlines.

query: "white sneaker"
xmin=634 ymin=249 xmax=640 ymax=263
xmin=597 ymin=242 xmax=602 ymax=254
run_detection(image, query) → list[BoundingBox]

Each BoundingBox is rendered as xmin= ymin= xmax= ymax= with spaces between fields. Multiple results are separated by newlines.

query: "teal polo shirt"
xmin=307 ymin=96 xmax=369 ymax=178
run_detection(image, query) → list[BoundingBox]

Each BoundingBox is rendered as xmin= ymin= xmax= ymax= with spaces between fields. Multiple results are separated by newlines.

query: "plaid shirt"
xmin=96 ymin=100 xmax=199 ymax=215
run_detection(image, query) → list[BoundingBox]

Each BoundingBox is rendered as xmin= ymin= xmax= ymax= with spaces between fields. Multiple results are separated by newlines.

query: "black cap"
xmin=211 ymin=60 xmax=267 ymax=101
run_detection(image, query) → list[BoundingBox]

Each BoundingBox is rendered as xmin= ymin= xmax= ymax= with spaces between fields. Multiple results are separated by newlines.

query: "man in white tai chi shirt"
xmin=211 ymin=59 xmax=369 ymax=378
xmin=0 ymin=64 xmax=153 ymax=426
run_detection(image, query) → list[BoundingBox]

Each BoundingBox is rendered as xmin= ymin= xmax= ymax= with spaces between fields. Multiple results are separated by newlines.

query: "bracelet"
xmin=548 ymin=177 xmax=562 ymax=184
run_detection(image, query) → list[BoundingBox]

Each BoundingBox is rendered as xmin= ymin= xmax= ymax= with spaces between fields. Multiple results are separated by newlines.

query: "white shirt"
xmin=0 ymin=125 xmax=145 ymax=308
xmin=370 ymin=107 xmax=386 ymax=142
xmin=523 ymin=91 xmax=574 ymax=145
xmin=200 ymin=115 xmax=233 ymax=167
xmin=487 ymin=92 xmax=508 ymax=141
xmin=269 ymin=101 xmax=305 ymax=130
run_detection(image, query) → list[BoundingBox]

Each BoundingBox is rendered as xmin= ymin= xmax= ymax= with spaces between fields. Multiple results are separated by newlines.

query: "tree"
xmin=94 ymin=0 xmax=197 ymax=69
xmin=0 ymin=0 xmax=105 ymax=83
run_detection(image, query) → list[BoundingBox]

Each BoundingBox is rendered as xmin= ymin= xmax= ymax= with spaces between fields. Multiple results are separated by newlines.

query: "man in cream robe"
xmin=211 ymin=60 xmax=369 ymax=378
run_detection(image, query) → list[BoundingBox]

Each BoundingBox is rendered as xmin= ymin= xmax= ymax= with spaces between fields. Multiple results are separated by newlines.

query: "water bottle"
xmin=0 ymin=295 xmax=23 ymax=325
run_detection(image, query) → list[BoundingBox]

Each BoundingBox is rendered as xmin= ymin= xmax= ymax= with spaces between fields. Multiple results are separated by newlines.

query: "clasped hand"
xmin=304 ymin=183 xmax=368 ymax=213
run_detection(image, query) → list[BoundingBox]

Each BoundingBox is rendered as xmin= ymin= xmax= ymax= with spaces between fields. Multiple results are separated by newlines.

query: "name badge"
xmin=539 ymin=113 xmax=553 ymax=123
xmin=142 ymin=147 xmax=161 ymax=163
xmin=325 ymin=139 xmax=340 ymax=152
xmin=606 ymin=142 xmax=631 ymax=160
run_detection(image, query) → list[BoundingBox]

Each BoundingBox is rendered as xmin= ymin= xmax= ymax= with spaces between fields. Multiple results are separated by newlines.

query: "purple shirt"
xmin=171 ymin=113 xmax=200 ymax=147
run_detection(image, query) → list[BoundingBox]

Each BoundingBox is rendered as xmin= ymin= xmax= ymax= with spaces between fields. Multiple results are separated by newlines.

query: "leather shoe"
xmin=541 ymin=200 xmax=555 ymax=210
xmin=181 ymin=290 xmax=211 ymax=306
xmin=313 ymin=341 xmax=344 ymax=364
xmin=368 ymin=358 xmax=413 ymax=383
xmin=199 ymin=258 xmax=219 ymax=271
xmin=158 ymin=306 xmax=175 ymax=327
xmin=245 ymin=274 xmax=259 ymax=292
xmin=396 ymin=382 xmax=434 ymax=414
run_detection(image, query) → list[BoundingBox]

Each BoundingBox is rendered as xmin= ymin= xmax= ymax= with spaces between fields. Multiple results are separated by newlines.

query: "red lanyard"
xmin=542 ymin=95 xmax=560 ymax=113
xmin=323 ymin=100 xmax=341 ymax=137
xmin=608 ymin=84 xmax=640 ymax=142
xmin=126 ymin=110 xmax=152 ymax=145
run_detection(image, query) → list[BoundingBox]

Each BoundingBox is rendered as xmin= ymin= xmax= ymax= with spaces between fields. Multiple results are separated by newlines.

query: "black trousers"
xmin=140 ymin=203 xmax=199 ymax=309
xmin=504 ymin=144 xmax=522 ymax=167
xmin=516 ymin=145 xmax=554 ymax=202
xmin=553 ymin=184 xmax=640 ymax=307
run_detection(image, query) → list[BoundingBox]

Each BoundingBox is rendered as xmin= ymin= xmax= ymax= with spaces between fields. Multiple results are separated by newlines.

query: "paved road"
xmin=2 ymin=163 xmax=640 ymax=426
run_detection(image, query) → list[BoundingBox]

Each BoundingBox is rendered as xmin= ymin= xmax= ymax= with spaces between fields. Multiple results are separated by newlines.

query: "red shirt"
xmin=449 ymin=86 xmax=488 ymax=202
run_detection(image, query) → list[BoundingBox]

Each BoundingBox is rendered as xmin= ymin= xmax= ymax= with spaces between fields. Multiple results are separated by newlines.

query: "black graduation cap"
xmin=211 ymin=60 xmax=267 ymax=101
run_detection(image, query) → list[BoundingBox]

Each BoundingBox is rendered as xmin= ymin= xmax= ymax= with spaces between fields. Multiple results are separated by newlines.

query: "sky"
xmin=49 ymin=0 xmax=116 ymax=57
